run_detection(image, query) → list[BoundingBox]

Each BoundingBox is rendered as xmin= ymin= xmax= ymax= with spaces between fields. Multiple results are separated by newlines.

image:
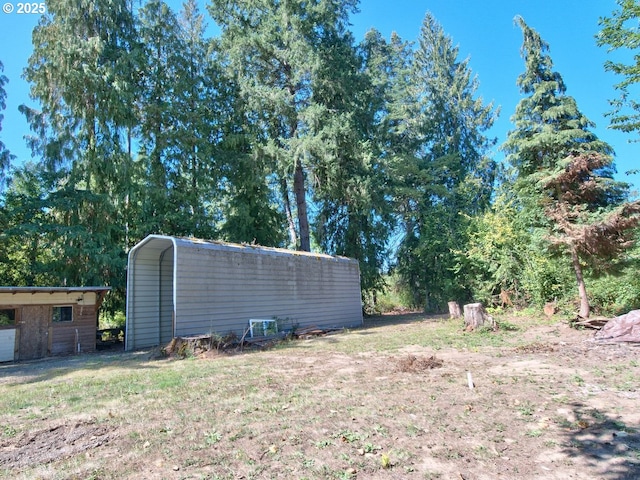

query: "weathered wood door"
xmin=19 ymin=306 xmax=50 ymax=360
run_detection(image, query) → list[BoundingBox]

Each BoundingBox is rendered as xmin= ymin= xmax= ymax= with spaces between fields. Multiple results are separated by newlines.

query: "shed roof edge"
xmin=0 ymin=286 xmax=112 ymax=294
xmin=136 ymin=235 xmax=358 ymax=263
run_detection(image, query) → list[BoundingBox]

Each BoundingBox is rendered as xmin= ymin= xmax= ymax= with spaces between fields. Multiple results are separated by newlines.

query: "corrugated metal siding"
xmin=173 ymin=241 xmax=362 ymax=338
xmin=126 ymin=236 xmax=362 ymax=350
xmin=159 ymin=246 xmax=174 ymax=345
xmin=0 ymin=329 xmax=16 ymax=362
xmin=126 ymin=237 xmax=175 ymax=350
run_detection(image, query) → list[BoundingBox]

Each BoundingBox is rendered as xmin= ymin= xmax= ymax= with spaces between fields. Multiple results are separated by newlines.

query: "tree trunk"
xmin=280 ymin=177 xmax=298 ymax=248
xmin=570 ymin=245 xmax=590 ymax=318
xmin=293 ymin=161 xmax=310 ymax=252
xmin=463 ymin=303 xmax=493 ymax=330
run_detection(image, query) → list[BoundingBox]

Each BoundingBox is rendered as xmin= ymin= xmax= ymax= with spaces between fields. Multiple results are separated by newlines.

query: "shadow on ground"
xmin=559 ymin=401 xmax=640 ymax=480
xmin=363 ymin=311 xmax=447 ymax=329
xmin=0 ymin=344 xmax=161 ymax=386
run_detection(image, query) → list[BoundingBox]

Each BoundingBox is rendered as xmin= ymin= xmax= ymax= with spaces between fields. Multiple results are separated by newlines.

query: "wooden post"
xmin=448 ymin=301 xmax=462 ymax=319
xmin=463 ymin=303 xmax=494 ymax=330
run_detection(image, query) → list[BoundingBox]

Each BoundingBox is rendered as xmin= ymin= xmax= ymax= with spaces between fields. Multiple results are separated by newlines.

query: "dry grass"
xmin=1 ymin=313 xmax=639 ymax=479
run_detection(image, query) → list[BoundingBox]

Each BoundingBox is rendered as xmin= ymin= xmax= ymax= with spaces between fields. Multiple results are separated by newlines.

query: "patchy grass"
xmin=0 ymin=313 xmax=639 ymax=479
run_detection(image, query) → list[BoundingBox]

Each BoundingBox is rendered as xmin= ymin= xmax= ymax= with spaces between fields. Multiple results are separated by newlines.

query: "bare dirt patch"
xmin=394 ymin=354 xmax=444 ymax=373
xmin=1 ymin=314 xmax=639 ymax=479
xmin=0 ymin=420 xmax=115 ymax=470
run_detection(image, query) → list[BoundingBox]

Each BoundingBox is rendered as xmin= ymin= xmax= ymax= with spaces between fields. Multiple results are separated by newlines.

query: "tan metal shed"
xmin=125 ymin=235 xmax=363 ymax=351
xmin=0 ymin=287 xmax=110 ymax=362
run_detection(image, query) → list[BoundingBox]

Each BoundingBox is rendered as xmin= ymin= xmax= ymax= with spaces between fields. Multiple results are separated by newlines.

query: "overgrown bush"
xmin=519 ymin=251 xmax=575 ymax=308
xmin=372 ymin=274 xmax=416 ymax=313
xmin=586 ymin=270 xmax=640 ymax=316
xmin=99 ymin=310 xmax=126 ymax=329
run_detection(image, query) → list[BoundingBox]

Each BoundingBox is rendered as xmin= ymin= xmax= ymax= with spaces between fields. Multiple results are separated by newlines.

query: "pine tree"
xmin=172 ymin=0 xmax=222 ymax=238
xmin=135 ymin=0 xmax=181 ymax=236
xmin=597 ymin=0 xmax=640 ymax=139
xmin=394 ymin=13 xmax=497 ymax=311
xmin=505 ymin=17 xmax=612 ymax=180
xmin=20 ymin=0 xmax=138 ymax=309
xmin=0 ymin=61 xmax=14 ymax=184
xmin=209 ymin=0 xmax=358 ymax=251
xmin=505 ymin=17 xmax=640 ymax=318
xmin=135 ymin=0 xmax=232 ymax=241
xmin=311 ymin=27 xmax=395 ymax=294
xmin=0 ymin=163 xmax=56 ymax=286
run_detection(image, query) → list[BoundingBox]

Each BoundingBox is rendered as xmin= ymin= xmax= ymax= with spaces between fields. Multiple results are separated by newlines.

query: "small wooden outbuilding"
xmin=0 ymin=286 xmax=111 ymax=362
xmin=125 ymin=235 xmax=363 ymax=351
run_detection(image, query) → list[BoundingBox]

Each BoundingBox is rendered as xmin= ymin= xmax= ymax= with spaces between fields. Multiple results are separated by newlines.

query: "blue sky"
xmin=0 ymin=0 xmax=638 ymax=192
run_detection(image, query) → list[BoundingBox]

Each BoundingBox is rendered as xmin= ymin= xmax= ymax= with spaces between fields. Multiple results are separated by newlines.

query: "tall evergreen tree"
xmin=172 ymin=0 xmax=223 ymax=238
xmin=208 ymin=0 xmax=358 ymax=251
xmin=394 ymin=13 xmax=497 ymax=311
xmin=136 ymin=0 xmax=232 ymax=241
xmin=504 ymin=17 xmax=612 ymax=181
xmin=0 ymin=163 xmax=56 ymax=286
xmin=20 ymin=0 xmax=138 ymax=309
xmin=311 ymin=27 xmax=395 ymax=294
xmin=220 ymin=152 xmax=287 ymax=246
xmin=597 ymin=0 xmax=640 ymax=139
xmin=0 ymin=61 xmax=14 ymax=184
xmin=504 ymin=17 xmax=640 ymax=318
xmin=136 ymin=0 xmax=183 ymax=237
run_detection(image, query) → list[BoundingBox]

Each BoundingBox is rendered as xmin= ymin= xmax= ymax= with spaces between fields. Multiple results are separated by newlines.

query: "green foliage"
xmin=503 ymin=17 xmax=640 ymax=317
xmin=135 ymin=0 xmax=224 ymax=241
xmin=17 ymin=0 xmax=138 ymax=309
xmin=209 ymin=0 xmax=359 ymax=252
xmin=0 ymin=311 xmax=13 ymax=327
xmin=3 ymin=3 xmax=636 ymax=320
xmin=373 ymin=274 xmax=414 ymax=313
xmin=518 ymin=248 xmax=575 ymax=308
xmin=99 ymin=310 xmax=126 ymax=329
xmin=505 ymin=16 xmax=613 ymax=183
xmin=0 ymin=163 xmax=57 ymax=286
xmin=597 ymin=0 xmax=640 ymax=138
xmin=391 ymin=13 xmax=498 ymax=312
xmin=585 ymin=252 xmax=640 ymax=315
xmin=0 ymin=60 xmax=14 ymax=183
xmin=461 ymin=192 xmax=530 ymax=304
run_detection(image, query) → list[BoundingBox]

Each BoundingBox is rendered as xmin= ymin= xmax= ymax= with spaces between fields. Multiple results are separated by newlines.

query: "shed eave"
xmin=140 ymin=234 xmax=357 ymax=264
xmin=0 ymin=286 xmax=111 ymax=295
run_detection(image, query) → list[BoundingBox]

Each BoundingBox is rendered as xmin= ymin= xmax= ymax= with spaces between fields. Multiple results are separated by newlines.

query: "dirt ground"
xmin=1 ymin=313 xmax=639 ymax=479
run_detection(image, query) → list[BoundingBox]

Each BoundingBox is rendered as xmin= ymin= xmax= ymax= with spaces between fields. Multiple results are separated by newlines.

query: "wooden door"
xmin=19 ymin=306 xmax=50 ymax=360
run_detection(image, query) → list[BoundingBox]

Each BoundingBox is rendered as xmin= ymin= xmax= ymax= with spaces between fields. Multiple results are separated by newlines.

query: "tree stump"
xmin=543 ymin=301 xmax=558 ymax=317
xmin=463 ymin=303 xmax=494 ymax=331
xmin=448 ymin=301 xmax=462 ymax=319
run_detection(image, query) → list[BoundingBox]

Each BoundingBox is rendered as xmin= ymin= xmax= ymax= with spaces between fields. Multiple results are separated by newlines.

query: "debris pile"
xmin=595 ymin=309 xmax=640 ymax=343
xmin=293 ymin=325 xmax=343 ymax=339
xmin=164 ymin=333 xmax=239 ymax=358
xmin=394 ymin=354 xmax=443 ymax=373
xmin=162 ymin=325 xmax=344 ymax=358
xmin=570 ymin=317 xmax=609 ymax=330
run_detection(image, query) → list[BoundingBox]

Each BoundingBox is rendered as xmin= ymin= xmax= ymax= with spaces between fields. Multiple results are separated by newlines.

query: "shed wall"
xmin=125 ymin=241 xmax=175 ymax=350
xmin=174 ymin=246 xmax=362 ymax=338
xmin=159 ymin=247 xmax=174 ymax=345
xmin=0 ymin=291 xmax=99 ymax=306
xmin=50 ymin=305 xmax=97 ymax=355
xmin=126 ymin=236 xmax=363 ymax=350
xmin=0 ymin=289 xmax=107 ymax=361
